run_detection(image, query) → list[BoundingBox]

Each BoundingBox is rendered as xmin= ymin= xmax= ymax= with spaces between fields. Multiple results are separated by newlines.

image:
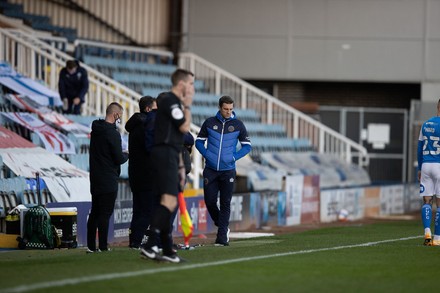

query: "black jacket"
xmin=89 ymin=119 xmax=128 ymax=195
xmin=182 ymin=147 xmax=191 ymax=175
xmin=125 ymin=110 xmax=156 ymax=192
xmin=58 ymin=63 xmax=89 ymax=102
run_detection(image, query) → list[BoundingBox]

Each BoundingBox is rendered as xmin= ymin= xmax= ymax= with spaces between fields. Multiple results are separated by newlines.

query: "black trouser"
xmin=129 ymin=188 xmax=156 ymax=247
xmin=87 ymin=191 xmax=117 ymax=250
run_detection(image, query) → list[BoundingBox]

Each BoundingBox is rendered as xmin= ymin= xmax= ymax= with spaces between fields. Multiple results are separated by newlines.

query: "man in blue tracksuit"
xmin=196 ymin=95 xmax=251 ymax=246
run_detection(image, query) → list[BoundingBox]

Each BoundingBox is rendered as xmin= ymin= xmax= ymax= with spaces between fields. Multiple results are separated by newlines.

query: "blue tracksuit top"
xmin=196 ymin=111 xmax=252 ymax=171
xmin=418 ymin=116 xmax=440 ymax=170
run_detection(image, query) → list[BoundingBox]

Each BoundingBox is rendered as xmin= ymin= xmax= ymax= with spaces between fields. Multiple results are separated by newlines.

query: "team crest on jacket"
xmin=213 ymin=125 xmax=218 ymax=130
xmin=228 ymin=126 xmax=235 ymax=132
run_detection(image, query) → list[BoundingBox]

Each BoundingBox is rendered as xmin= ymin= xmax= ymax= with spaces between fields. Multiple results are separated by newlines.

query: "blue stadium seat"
xmin=64 ymin=114 xmax=97 ymax=128
xmin=112 ymin=72 xmax=206 ymax=92
xmin=193 ymin=93 xmax=220 ymax=107
xmin=67 ymin=134 xmax=91 ymax=154
xmin=82 ymin=55 xmax=176 ymax=76
xmin=1 ymin=4 xmax=77 ymax=43
xmin=0 ymin=177 xmax=29 ymax=212
xmin=120 ymin=161 xmax=128 ymax=179
xmin=0 ymin=2 xmax=23 ymax=10
xmin=141 ymin=88 xmax=163 ymax=97
xmin=67 ymin=153 xmax=89 ymax=172
xmin=76 ymin=47 xmax=174 ymax=65
xmin=245 ymin=122 xmax=286 ymax=138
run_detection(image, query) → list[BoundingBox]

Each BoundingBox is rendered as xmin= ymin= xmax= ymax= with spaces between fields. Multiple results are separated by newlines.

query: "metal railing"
xmin=0 ymin=29 xmax=139 ymax=120
xmin=179 ymin=52 xmax=369 ymax=167
xmin=0 ymin=28 xmax=203 ymax=189
xmin=0 ymin=28 xmax=369 ymax=192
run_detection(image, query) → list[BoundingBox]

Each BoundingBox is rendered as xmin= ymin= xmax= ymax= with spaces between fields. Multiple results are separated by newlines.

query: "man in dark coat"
xmin=58 ymin=59 xmax=89 ymax=115
xmin=87 ymin=102 xmax=129 ymax=253
xmin=126 ymin=96 xmax=157 ymax=249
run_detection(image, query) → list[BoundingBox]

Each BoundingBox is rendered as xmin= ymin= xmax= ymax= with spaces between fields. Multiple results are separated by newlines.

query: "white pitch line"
xmin=1 ymin=235 xmax=421 ymax=293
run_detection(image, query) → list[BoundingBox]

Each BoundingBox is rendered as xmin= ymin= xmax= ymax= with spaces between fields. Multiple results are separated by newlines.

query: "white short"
xmin=420 ymin=163 xmax=440 ymax=197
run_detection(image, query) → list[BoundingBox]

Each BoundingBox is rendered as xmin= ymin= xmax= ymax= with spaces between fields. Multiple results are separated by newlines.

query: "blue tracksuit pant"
xmin=203 ymin=167 xmax=236 ymax=243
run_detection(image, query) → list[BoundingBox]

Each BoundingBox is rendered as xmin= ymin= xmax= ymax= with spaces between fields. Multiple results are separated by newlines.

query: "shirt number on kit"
xmin=423 ymin=135 xmax=440 ymax=155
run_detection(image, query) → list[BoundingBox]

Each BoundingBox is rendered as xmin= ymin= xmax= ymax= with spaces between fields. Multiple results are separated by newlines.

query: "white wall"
xmin=422 ymin=82 xmax=440 ymax=102
xmin=185 ymin=0 xmax=440 ymax=85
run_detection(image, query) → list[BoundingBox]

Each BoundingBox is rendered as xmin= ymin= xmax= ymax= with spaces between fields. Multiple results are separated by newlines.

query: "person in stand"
xmin=126 ymin=96 xmax=157 ymax=249
xmin=195 ymin=95 xmax=251 ymax=246
xmin=87 ymin=102 xmax=129 ymax=253
xmin=140 ymin=69 xmax=194 ymax=263
xmin=58 ymin=59 xmax=89 ymax=115
xmin=418 ymin=98 xmax=440 ymax=246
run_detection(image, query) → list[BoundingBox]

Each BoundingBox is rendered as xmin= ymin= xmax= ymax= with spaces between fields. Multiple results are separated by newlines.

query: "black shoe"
xmin=129 ymin=244 xmax=141 ymax=250
xmin=162 ymin=253 xmax=183 ymax=263
xmin=140 ymin=245 xmax=161 ymax=260
xmin=214 ymin=228 xmax=231 ymax=247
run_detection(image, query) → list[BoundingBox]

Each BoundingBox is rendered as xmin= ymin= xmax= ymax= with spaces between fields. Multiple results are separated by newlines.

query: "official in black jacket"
xmin=140 ymin=69 xmax=194 ymax=263
xmin=126 ymin=96 xmax=157 ymax=249
xmin=87 ymin=102 xmax=128 ymax=253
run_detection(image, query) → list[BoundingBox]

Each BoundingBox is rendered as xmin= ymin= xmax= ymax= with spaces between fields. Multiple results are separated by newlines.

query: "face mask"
xmin=114 ymin=113 xmax=121 ymax=125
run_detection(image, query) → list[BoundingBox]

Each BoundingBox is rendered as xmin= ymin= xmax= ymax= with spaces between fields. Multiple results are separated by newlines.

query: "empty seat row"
xmin=251 ymin=136 xmax=312 ymax=151
xmin=141 ymin=87 xmax=163 ymax=97
xmin=112 ymin=72 xmax=205 ymax=91
xmin=0 ymin=4 xmax=77 ymax=43
xmin=66 ymin=153 xmax=128 ymax=179
xmin=64 ymin=114 xmax=97 ymax=128
xmin=140 ymin=90 xmax=220 ymax=107
xmin=245 ymin=122 xmax=285 ymax=135
xmin=82 ymin=55 xmax=176 ymax=76
xmin=0 ymin=192 xmax=17 ymax=217
xmin=76 ymin=47 xmax=173 ymax=65
xmin=193 ymin=93 xmax=220 ymax=107
xmin=0 ymin=177 xmax=54 ymax=216
xmin=191 ymin=105 xmax=261 ymax=124
xmin=67 ymin=134 xmax=91 ymax=154
xmin=67 ymin=153 xmax=89 ymax=172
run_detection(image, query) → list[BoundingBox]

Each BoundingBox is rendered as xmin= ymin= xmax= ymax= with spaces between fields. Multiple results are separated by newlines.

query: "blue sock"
xmin=422 ymin=204 xmax=432 ymax=230
xmin=435 ymin=211 xmax=440 ymax=236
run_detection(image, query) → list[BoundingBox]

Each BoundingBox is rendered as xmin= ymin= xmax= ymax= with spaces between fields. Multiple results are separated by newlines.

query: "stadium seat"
xmin=82 ymin=55 xmax=176 ymax=77
xmin=67 ymin=153 xmax=90 ymax=172
xmin=120 ymin=161 xmax=128 ymax=179
xmin=64 ymin=114 xmax=97 ymax=128
xmin=67 ymin=134 xmax=91 ymax=154
xmin=1 ymin=4 xmax=77 ymax=43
